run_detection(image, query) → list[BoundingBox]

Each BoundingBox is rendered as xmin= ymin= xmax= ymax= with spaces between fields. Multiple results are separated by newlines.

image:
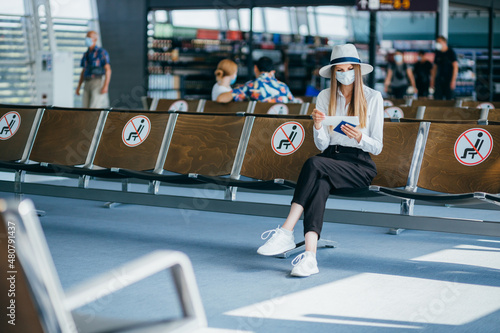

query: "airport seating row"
xmin=383 ymin=98 xmax=500 ymax=109
xmin=0 ymin=104 xmax=498 ymax=207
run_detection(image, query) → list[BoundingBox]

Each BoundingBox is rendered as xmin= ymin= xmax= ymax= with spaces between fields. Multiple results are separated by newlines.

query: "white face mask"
xmin=435 ymin=43 xmax=443 ymax=51
xmin=336 ymin=69 xmax=355 ymax=86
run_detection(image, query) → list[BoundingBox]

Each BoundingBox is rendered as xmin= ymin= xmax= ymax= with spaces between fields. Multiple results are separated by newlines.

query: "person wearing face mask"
xmin=383 ymin=51 xmax=417 ymax=99
xmin=256 ymin=44 xmax=384 ymax=277
xmin=219 ymin=56 xmax=295 ymax=103
xmin=212 ymin=59 xmax=238 ymax=101
xmin=76 ymin=31 xmax=111 ymax=108
xmin=413 ymin=51 xmax=433 ymax=99
xmin=431 ymin=36 xmax=458 ymax=100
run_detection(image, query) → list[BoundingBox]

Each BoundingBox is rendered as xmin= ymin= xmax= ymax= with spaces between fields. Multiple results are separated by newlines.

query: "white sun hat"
xmin=319 ymin=43 xmax=374 ymax=78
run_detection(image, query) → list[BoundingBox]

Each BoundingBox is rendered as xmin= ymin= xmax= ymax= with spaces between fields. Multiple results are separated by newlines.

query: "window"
xmin=264 ymin=8 xmax=291 ymax=34
xmin=172 ymin=10 xmax=220 ymax=29
xmin=239 ymin=8 xmax=264 ymax=32
xmin=315 ymin=6 xmax=349 ymax=39
xmin=49 ymin=0 xmax=93 ymax=19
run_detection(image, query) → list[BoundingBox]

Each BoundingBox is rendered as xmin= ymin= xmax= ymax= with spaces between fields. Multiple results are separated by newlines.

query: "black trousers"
xmin=434 ymin=79 xmax=455 ymax=100
xmin=292 ymin=145 xmax=377 ymax=239
xmin=391 ymin=85 xmax=408 ymax=99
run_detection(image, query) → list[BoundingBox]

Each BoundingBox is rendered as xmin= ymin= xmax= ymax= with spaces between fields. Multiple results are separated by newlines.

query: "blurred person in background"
xmin=212 ymin=59 xmax=238 ymax=102
xmin=413 ymin=51 xmax=433 ymax=99
xmin=384 ymin=50 xmax=417 ymax=99
xmin=431 ymin=36 xmax=458 ymax=100
xmin=76 ymin=31 xmax=111 ymax=108
xmin=217 ymin=56 xmax=295 ymax=103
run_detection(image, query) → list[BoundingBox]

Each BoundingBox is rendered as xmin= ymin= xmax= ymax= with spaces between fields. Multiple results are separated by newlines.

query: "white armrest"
xmin=64 ymin=250 xmax=206 ymax=327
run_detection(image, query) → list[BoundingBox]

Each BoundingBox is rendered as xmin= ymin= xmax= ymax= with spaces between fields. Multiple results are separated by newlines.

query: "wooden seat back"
xmin=0 ymin=203 xmax=44 ymax=333
xmin=383 ymin=98 xmax=407 ymax=107
xmin=0 ymin=105 xmax=43 ymax=162
xmin=370 ymin=122 xmax=421 ymax=188
xmin=423 ymin=107 xmax=483 ymax=121
xmin=461 ymin=100 xmax=500 ymax=109
xmin=399 ymin=118 xmax=479 ymax=124
xmin=164 ymin=113 xmax=246 ymax=176
xmin=240 ymin=115 xmax=319 ymax=182
xmin=306 ymin=103 xmax=316 ymax=115
xmin=418 ymin=123 xmax=500 ymax=193
xmin=253 ymin=102 xmax=305 ymax=115
xmin=154 ymin=98 xmax=199 ymax=112
xmin=29 ymin=108 xmax=103 ymax=165
xmin=201 ymin=101 xmax=251 ymax=114
xmin=93 ymin=110 xmax=170 ymax=170
xmin=295 ymin=96 xmax=315 ymax=104
xmin=411 ymin=99 xmax=458 ymax=107
xmin=384 ymin=106 xmax=417 ymax=119
xmin=488 ymin=110 xmax=500 ymax=122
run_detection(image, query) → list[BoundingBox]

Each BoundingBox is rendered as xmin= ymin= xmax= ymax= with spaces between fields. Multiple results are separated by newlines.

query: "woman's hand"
xmin=341 ymin=124 xmax=362 ymax=143
xmin=312 ymin=109 xmax=325 ymax=130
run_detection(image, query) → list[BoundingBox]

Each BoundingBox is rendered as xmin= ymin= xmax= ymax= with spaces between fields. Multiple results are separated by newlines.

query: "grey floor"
xmin=1 ymin=173 xmax=500 ymax=332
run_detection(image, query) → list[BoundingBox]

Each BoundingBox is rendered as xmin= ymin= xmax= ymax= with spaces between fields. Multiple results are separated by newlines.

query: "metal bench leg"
xmin=277 ymin=239 xmax=338 ymax=259
xmin=148 ymin=180 xmax=160 ymax=194
xmin=388 ymin=198 xmax=414 ymax=235
xmin=224 ymin=186 xmax=237 ymax=201
xmin=104 ymin=179 xmax=129 ymax=208
xmin=78 ymin=175 xmax=90 ymax=188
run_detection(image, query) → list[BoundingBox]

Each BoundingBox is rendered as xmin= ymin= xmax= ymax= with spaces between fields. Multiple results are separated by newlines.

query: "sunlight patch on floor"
xmin=225 ymin=273 xmax=500 ymax=328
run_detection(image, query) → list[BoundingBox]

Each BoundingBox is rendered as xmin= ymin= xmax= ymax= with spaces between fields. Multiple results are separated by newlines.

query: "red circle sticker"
xmin=122 ymin=115 xmax=151 ymax=147
xmin=271 ymin=122 xmax=305 ymax=156
xmin=268 ymin=104 xmax=289 ymax=115
xmin=454 ymin=128 xmax=493 ymax=166
xmin=383 ymin=100 xmax=394 ymax=107
xmin=0 ymin=111 xmax=21 ymax=140
xmin=384 ymin=107 xmax=404 ymax=119
xmin=169 ymin=100 xmax=189 ymax=111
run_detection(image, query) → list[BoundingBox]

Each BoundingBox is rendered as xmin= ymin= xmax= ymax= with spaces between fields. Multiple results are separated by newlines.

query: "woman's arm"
xmin=312 ymin=90 xmax=331 ymax=151
xmin=406 ymin=67 xmax=418 ymax=94
xmin=216 ymin=91 xmax=233 ymax=103
xmin=384 ymin=68 xmax=393 ymax=93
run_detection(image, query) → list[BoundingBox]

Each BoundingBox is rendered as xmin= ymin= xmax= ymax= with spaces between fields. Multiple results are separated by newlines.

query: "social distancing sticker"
xmin=268 ymin=104 xmax=289 ymax=115
xmin=122 ymin=115 xmax=151 ymax=147
xmin=0 ymin=111 xmax=21 ymax=140
xmin=383 ymin=100 xmax=394 ymax=107
xmin=169 ymin=100 xmax=189 ymax=111
xmin=454 ymin=128 xmax=493 ymax=166
xmin=271 ymin=122 xmax=305 ymax=156
xmin=477 ymin=102 xmax=495 ymax=110
xmin=384 ymin=107 xmax=404 ymax=118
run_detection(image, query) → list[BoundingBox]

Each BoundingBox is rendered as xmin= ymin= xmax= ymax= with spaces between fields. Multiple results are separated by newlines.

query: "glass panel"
xmin=172 ymin=10 xmax=220 ymax=29
xmin=315 ymin=6 xmax=347 ymax=15
xmin=0 ymin=13 xmax=33 ymax=104
xmin=264 ymin=8 xmax=290 ymax=34
xmin=239 ymin=8 xmax=264 ymax=32
xmin=0 ymin=2 xmax=25 ymax=15
xmin=317 ymin=14 xmax=348 ymax=38
xmin=49 ymin=0 xmax=93 ymax=19
xmin=307 ymin=11 xmax=316 ymax=36
xmin=155 ymin=10 xmax=168 ymax=23
xmin=228 ymin=18 xmax=238 ymax=30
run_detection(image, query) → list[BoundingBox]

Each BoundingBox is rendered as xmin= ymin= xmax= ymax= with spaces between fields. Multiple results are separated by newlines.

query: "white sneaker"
xmin=290 ymin=251 xmax=319 ymax=277
xmin=257 ymin=226 xmax=296 ymax=256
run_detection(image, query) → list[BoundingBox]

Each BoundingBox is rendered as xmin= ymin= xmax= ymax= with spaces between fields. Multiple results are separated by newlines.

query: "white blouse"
xmin=211 ymin=83 xmax=232 ymax=101
xmin=313 ymin=85 xmax=384 ymax=155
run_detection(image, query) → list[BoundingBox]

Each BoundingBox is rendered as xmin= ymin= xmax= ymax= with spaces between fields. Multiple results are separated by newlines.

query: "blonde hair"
xmin=215 ymin=59 xmax=237 ymax=81
xmin=328 ymin=64 xmax=368 ymax=128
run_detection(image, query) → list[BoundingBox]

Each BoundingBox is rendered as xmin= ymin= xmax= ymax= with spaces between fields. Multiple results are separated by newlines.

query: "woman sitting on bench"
xmin=257 ymin=44 xmax=384 ymax=277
